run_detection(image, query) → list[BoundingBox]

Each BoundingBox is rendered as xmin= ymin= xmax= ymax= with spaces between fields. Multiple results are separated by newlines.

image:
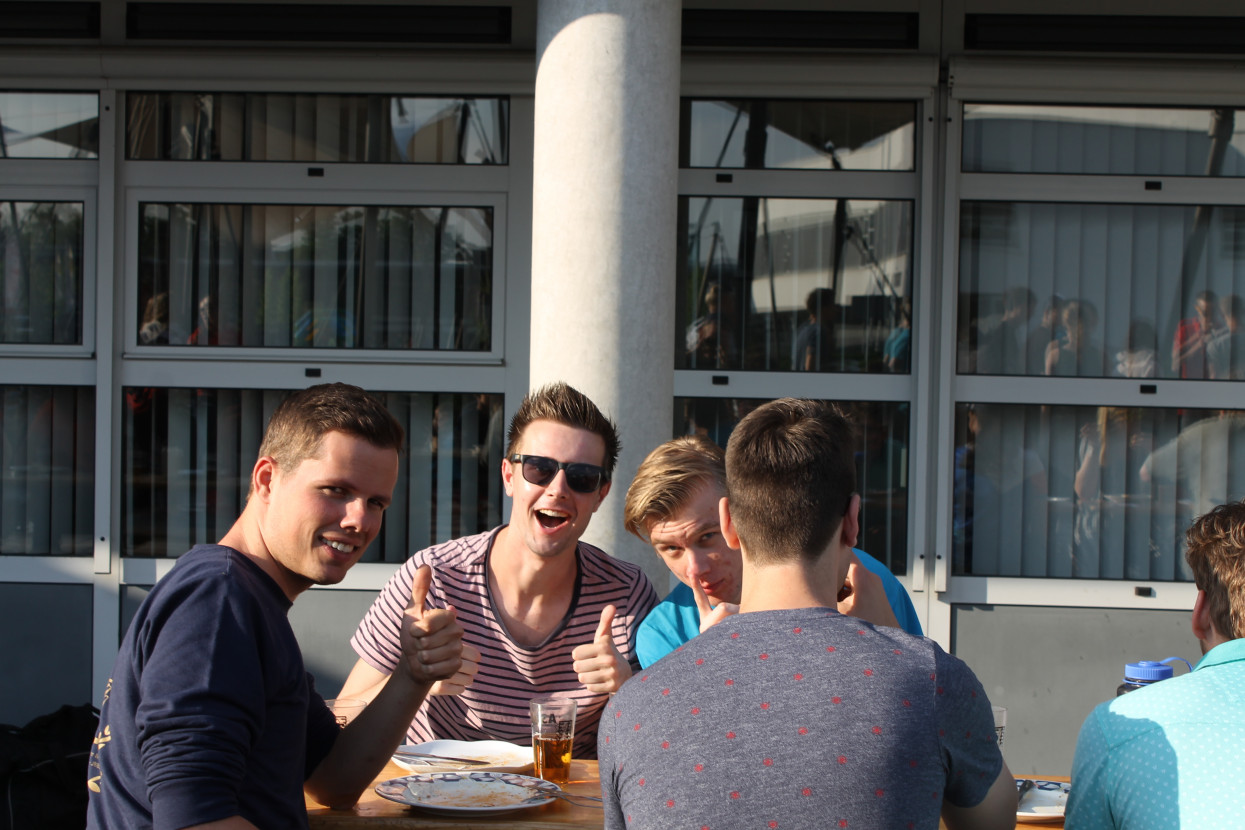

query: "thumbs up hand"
xmin=399 ymin=564 xmax=465 ymax=685
xmin=571 ymin=605 xmax=632 ymax=693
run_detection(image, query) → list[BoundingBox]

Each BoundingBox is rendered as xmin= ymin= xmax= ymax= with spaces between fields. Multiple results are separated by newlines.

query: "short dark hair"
xmin=506 ymin=382 xmax=621 ymax=476
xmin=724 ymin=398 xmax=856 ymax=565
xmin=255 ymin=384 xmax=404 ymax=492
xmin=1185 ymin=501 xmax=1245 ymax=641
xmin=624 ymin=436 xmax=726 ymax=540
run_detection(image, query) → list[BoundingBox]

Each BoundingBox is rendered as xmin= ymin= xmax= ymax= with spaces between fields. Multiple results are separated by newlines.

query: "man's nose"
xmin=686 ymin=551 xmax=710 ymax=580
xmin=342 ymin=498 xmax=371 ymax=531
xmin=543 ymin=468 xmax=573 ymax=497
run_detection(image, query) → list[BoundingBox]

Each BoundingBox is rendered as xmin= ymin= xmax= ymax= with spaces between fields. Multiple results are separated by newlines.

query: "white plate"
xmin=1016 ymin=779 xmax=1071 ymax=824
xmin=375 ymin=771 xmax=559 ymax=816
xmin=392 ymin=739 xmax=534 ymax=773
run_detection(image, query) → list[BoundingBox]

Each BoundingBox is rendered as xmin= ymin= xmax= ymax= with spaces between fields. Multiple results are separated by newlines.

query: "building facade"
xmin=3 ymin=0 xmax=1245 ymax=773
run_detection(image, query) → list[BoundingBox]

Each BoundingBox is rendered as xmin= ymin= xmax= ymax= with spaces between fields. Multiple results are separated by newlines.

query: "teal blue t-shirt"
xmin=1066 ymin=638 xmax=1245 ymax=830
xmin=635 ymin=548 xmax=923 ymax=668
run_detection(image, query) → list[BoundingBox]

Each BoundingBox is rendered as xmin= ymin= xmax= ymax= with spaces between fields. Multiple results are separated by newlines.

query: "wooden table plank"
xmin=307 ymin=760 xmax=605 ymax=829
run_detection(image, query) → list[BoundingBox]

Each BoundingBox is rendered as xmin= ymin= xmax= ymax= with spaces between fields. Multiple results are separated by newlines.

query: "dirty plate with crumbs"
xmin=376 ymin=771 xmax=560 ymax=816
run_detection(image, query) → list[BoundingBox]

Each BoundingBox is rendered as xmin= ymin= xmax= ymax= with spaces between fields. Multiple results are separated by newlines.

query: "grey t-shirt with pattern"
xmin=598 ymin=607 xmax=1002 ymax=830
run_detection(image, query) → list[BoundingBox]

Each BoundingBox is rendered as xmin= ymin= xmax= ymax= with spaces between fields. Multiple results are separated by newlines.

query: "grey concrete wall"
xmin=0 ymin=583 xmax=94 ymax=726
xmin=951 ymin=604 xmax=1198 ymax=777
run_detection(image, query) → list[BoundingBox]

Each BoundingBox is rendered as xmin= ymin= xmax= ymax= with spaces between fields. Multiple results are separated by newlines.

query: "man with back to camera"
xmin=600 ymin=399 xmax=1016 ymax=830
xmin=339 ymin=382 xmax=657 ymax=760
xmin=87 ymin=383 xmax=465 ymax=829
xmin=624 ymin=434 xmax=923 ymax=668
xmin=1066 ymin=500 xmax=1245 ymax=829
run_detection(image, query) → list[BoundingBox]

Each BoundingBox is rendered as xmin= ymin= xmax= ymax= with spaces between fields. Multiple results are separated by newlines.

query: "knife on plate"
xmin=393 ymin=750 xmax=492 ymax=766
xmin=1016 ymin=779 xmax=1036 ymax=807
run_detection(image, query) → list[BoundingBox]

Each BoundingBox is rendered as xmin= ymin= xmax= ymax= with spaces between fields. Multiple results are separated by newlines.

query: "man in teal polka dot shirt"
xmin=1067 ymin=501 xmax=1245 ymax=829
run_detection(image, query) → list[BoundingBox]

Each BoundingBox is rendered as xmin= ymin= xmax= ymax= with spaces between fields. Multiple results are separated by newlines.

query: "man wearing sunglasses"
xmin=339 ymin=382 xmax=657 ymax=760
xmin=624 ymin=435 xmax=923 ymax=669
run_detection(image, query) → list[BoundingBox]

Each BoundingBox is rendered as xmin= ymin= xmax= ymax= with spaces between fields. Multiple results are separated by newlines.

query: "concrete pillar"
xmin=531 ymin=0 xmax=680 ymax=588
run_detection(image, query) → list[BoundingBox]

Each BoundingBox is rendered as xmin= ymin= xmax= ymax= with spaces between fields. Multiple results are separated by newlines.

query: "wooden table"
xmin=307 ymin=760 xmax=605 ymax=829
xmin=309 ymin=763 xmax=1065 ymax=829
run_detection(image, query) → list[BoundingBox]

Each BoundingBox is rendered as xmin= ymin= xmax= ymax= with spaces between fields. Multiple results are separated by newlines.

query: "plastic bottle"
xmin=1116 ymin=656 xmax=1194 ymax=696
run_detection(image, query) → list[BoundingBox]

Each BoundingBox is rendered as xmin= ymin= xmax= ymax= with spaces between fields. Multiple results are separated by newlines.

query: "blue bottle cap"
xmin=1123 ymin=660 xmax=1174 ymax=683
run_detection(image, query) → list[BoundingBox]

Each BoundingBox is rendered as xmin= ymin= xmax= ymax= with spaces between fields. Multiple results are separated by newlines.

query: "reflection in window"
xmin=953 ymin=403 xmax=1245 ymax=581
xmin=959 ymin=201 xmax=1245 ymax=378
xmin=681 ymin=99 xmax=915 ymax=171
xmin=137 ymin=203 xmax=492 ymax=351
xmin=122 ymin=387 xmax=504 ymax=559
xmin=676 ymin=396 xmax=909 ymax=574
xmin=679 ymin=197 xmax=911 ymax=372
xmin=0 ymin=92 xmax=98 ymax=159
xmin=963 ymin=104 xmax=1245 ymax=177
xmin=0 ymin=202 xmax=84 ymax=345
xmin=126 ymin=92 xmax=508 ymax=164
xmin=0 ymin=385 xmax=95 ymax=556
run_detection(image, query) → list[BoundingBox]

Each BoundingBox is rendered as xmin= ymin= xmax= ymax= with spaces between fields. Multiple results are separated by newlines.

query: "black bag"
xmin=0 ymin=704 xmax=99 ymax=830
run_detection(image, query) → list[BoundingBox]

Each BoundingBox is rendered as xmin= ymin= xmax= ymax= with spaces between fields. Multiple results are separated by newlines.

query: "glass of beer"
xmin=530 ymin=697 xmax=576 ymax=785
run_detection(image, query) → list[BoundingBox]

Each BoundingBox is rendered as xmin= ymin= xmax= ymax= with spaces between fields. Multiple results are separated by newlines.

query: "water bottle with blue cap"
xmin=1116 ymin=656 xmax=1194 ymax=696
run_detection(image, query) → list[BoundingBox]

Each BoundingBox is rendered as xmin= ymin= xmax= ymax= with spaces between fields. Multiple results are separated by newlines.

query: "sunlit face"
xmin=256 ymin=430 xmax=398 ymax=600
xmin=646 ymin=479 xmax=741 ymax=607
xmin=502 ymin=419 xmax=610 ymax=560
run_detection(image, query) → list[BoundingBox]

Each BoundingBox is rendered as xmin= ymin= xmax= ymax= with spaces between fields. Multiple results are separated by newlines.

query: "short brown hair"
xmin=1185 ymin=501 xmax=1245 ymax=641
xmin=624 ymin=436 xmax=726 ymax=540
xmin=724 ymin=398 xmax=856 ymax=565
xmin=506 ymin=382 xmax=620 ymax=476
xmin=255 ymin=383 xmax=404 ymax=490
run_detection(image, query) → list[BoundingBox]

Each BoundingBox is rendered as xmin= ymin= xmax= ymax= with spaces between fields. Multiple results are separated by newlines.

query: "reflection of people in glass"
xmin=138 ymin=293 xmax=169 ymax=345
xmin=1172 ymin=290 xmax=1225 ymax=379
xmin=187 ymin=294 xmax=216 ymax=345
xmin=1115 ymin=320 xmax=1157 ymax=378
xmin=1207 ymin=294 xmax=1245 ymax=380
xmin=977 ymin=287 xmax=1034 ymax=375
xmin=1026 ymin=294 xmax=1066 ymax=374
xmin=1141 ymin=410 xmax=1245 ymax=530
xmin=1045 ymin=299 xmax=1103 ymax=376
xmin=1072 ymin=408 xmax=1158 ymax=577
xmin=793 ymin=287 xmax=837 ymax=371
xmin=882 ymin=298 xmax=911 ymax=373
xmin=684 ymin=283 xmax=737 ymax=369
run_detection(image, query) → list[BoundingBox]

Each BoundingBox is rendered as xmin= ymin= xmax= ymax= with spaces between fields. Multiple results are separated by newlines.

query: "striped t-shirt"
xmin=351 ymin=527 xmax=658 ymax=759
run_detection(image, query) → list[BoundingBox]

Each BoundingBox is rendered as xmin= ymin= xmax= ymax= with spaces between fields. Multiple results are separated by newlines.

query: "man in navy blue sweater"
xmin=87 ymin=383 xmax=465 ymax=830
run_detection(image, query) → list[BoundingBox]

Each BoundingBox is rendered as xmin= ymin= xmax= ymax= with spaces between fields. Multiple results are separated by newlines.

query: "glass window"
xmin=126 ymin=93 xmax=508 ymax=164
xmin=137 ymin=202 xmax=493 ymax=350
xmin=676 ymin=396 xmax=910 ymax=574
xmin=0 ymin=92 xmax=99 ymax=159
xmin=121 ymin=387 xmax=504 ymax=559
xmin=963 ymin=105 xmax=1245 ymax=177
xmin=952 ymin=402 xmax=1245 ymax=582
xmin=958 ymin=201 xmax=1245 ymax=378
xmin=0 ymin=201 xmax=84 ymax=345
xmin=679 ymin=197 xmax=912 ymax=372
xmin=0 ymin=385 xmax=95 ymax=556
xmin=682 ymin=99 xmax=915 ymax=171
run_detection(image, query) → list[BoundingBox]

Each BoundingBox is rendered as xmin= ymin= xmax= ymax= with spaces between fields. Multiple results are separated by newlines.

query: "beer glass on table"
xmin=530 ymin=697 xmax=576 ymax=785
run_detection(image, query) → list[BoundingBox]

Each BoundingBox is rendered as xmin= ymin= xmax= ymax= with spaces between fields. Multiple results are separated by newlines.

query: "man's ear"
xmin=501 ymin=456 xmax=516 ymax=497
xmin=840 ymin=493 xmax=861 ymax=549
xmin=252 ymin=456 xmax=278 ymax=503
xmin=719 ymin=497 xmax=740 ymax=549
xmin=1192 ymin=589 xmax=1216 ymax=643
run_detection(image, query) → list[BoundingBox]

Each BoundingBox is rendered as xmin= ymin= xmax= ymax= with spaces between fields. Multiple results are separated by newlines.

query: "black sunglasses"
xmin=509 ymin=454 xmax=609 ymax=494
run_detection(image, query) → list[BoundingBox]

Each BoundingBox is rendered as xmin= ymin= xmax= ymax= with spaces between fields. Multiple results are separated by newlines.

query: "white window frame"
xmin=925 ymin=56 xmax=1245 ymax=644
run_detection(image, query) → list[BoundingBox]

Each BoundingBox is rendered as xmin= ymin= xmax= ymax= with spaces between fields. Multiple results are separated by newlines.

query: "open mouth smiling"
xmin=535 ymin=508 xmax=570 ymax=531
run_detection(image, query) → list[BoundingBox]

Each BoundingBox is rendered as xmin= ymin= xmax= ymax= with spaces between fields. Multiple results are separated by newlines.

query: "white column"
xmin=531 ymin=0 xmax=680 ymax=586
